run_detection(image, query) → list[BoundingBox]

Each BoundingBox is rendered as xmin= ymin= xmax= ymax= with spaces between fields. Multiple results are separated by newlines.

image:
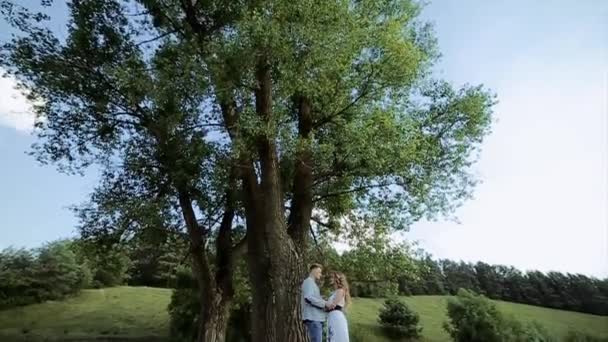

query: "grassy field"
xmin=348 ymin=296 xmax=608 ymax=341
xmin=0 ymin=287 xmax=606 ymax=341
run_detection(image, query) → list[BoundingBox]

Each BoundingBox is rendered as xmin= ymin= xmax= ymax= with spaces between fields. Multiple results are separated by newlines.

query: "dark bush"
xmin=35 ymin=241 xmax=90 ymax=298
xmin=378 ymin=298 xmax=422 ymax=340
xmin=0 ymin=241 xmax=90 ymax=309
xmin=0 ymin=248 xmax=38 ymax=308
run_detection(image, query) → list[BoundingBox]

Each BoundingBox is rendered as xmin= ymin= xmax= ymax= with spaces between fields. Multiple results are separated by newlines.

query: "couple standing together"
xmin=301 ymin=264 xmax=350 ymax=342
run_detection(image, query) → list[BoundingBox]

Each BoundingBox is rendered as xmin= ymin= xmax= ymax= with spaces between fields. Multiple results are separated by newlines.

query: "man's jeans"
xmin=304 ymin=320 xmax=323 ymax=342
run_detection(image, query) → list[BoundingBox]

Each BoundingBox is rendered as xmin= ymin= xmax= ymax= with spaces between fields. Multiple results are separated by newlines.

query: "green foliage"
xmin=444 ymin=289 xmax=516 ymax=342
xmin=168 ymin=287 xmax=199 ymax=342
xmin=0 ymin=247 xmax=38 ymax=308
xmin=444 ymin=289 xmax=557 ymax=342
xmin=400 ymin=255 xmax=446 ymax=296
xmin=440 ymin=260 xmax=481 ymax=295
xmin=398 ymin=255 xmax=608 ymax=316
xmin=71 ymin=240 xmax=131 ymax=288
xmin=35 ymin=241 xmax=90 ymax=298
xmin=1 ymin=1 xmax=491 ymax=338
xmin=0 ymin=241 xmax=89 ymax=309
xmin=378 ymin=298 xmax=423 ymax=340
xmin=314 ymin=225 xmax=421 ymax=299
xmin=352 ymin=281 xmax=399 ymax=298
xmin=127 ymin=233 xmax=186 ymax=288
xmin=0 ymin=0 xmax=495 ymax=240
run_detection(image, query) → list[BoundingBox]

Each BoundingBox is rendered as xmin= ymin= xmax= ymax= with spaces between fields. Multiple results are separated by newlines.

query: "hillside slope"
xmin=0 ymin=287 xmax=606 ymax=341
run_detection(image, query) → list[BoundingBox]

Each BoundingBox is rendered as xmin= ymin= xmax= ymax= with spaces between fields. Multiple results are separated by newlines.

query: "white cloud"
xmin=0 ymin=70 xmax=36 ymax=133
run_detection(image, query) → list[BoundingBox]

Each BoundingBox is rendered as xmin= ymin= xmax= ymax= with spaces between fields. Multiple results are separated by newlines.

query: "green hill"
xmin=0 ymin=287 xmax=606 ymax=341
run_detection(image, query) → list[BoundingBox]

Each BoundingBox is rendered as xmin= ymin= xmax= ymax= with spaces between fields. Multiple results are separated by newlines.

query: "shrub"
xmin=70 ymin=240 xmax=131 ymax=288
xmin=91 ymin=247 xmax=131 ymax=287
xmin=444 ymin=289 xmax=507 ymax=342
xmin=378 ymin=298 xmax=423 ymax=340
xmin=0 ymin=248 xmax=38 ymax=308
xmin=445 ymin=289 xmax=555 ymax=342
xmin=0 ymin=241 xmax=91 ymax=309
xmin=168 ymin=286 xmax=200 ymax=342
xmin=35 ymin=240 xmax=89 ymax=299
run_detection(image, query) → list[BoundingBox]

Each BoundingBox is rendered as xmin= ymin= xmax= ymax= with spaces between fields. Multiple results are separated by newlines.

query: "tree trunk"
xmin=245 ymin=61 xmax=309 ymax=342
xmin=248 ymin=229 xmax=308 ymax=342
xmin=197 ymin=292 xmax=231 ymax=342
xmin=288 ymin=95 xmax=314 ymax=250
xmin=178 ymin=190 xmax=235 ymax=342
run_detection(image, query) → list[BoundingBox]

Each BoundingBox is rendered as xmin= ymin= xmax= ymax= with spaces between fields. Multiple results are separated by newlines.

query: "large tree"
xmin=1 ymin=1 xmax=246 ymax=340
xmin=1 ymin=0 xmax=494 ymax=341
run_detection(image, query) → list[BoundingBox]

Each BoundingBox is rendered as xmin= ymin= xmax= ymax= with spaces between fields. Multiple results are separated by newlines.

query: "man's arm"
xmin=302 ymin=279 xmax=327 ymax=308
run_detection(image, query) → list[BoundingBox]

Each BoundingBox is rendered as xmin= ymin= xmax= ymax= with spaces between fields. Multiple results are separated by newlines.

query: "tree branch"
xmin=313 ymin=181 xmax=398 ymax=203
xmin=310 ymin=216 xmax=332 ymax=229
xmin=310 ymin=225 xmax=323 ymax=258
xmin=313 ymin=65 xmax=376 ymax=129
xmin=135 ymin=30 xmax=177 ymax=46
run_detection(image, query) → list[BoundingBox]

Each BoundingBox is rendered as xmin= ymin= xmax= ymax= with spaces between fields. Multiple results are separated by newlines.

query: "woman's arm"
xmin=330 ymin=288 xmax=345 ymax=306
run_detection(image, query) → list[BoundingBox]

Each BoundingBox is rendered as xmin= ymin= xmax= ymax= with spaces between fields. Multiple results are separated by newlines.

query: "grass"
xmin=348 ymin=296 xmax=608 ymax=341
xmin=0 ymin=287 xmax=170 ymax=341
xmin=0 ymin=287 xmax=606 ymax=341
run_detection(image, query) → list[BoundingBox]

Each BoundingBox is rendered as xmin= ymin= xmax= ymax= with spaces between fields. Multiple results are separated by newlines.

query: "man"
xmin=301 ymin=263 xmax=334 ymax=342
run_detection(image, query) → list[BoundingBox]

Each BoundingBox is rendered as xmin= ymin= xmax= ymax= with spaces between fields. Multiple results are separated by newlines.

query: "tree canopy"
xmin=1 ymin=1 xmax=495 ymax=340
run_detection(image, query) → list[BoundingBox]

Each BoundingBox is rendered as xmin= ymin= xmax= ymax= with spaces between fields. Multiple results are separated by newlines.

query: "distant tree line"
xmin=398 ymin=257 xmax=608 ymax=316
xmin=2 ymin=238 xmax=606 ymax=318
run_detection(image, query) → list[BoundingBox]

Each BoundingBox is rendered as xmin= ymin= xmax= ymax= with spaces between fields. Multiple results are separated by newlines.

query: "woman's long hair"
xmin=331 ymin=272 xmax=352 ymax=308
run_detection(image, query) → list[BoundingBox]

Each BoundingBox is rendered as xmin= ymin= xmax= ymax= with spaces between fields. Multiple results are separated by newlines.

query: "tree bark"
xmin=199 ymin=293 xmax=231 ymax=342
xmin=244 ymin=61 xmax=308 ymax=342
xmin=288 ymin=95 xmax=314 ymax=250
xmin=178 ymin=187 xmax=237 ymax=342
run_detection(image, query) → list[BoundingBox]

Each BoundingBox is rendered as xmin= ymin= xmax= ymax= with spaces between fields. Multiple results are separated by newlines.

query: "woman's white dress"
xmin=327 ymin=291 xmax=349 ymax=342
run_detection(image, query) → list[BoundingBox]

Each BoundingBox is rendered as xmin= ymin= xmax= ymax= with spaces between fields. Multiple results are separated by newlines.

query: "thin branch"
xmin=185 ymin=122 xmax=225 ymax=131
xmin=126 ymin=10 xmax=151 ymax=17
xmin=313 ymin=182 xmax=398 ymax=203
xmin=135 ymin=30 xmax=176 ymax=46
xmin=310 ymin=226 xmax=324 ymax=258
xmin=313 ymin=65 xmax=376 ymax=129
xmin=311 ymin=216 xmax=332 ymax=229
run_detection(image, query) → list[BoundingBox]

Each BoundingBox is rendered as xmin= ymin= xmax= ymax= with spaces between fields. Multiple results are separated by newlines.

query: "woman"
xmin=327 ymin=272 xmax=351 ymax=342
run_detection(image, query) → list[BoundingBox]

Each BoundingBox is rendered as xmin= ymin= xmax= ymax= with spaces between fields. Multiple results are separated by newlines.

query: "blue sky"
xmin=0 ymin=1 xmax=606 ymax=277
